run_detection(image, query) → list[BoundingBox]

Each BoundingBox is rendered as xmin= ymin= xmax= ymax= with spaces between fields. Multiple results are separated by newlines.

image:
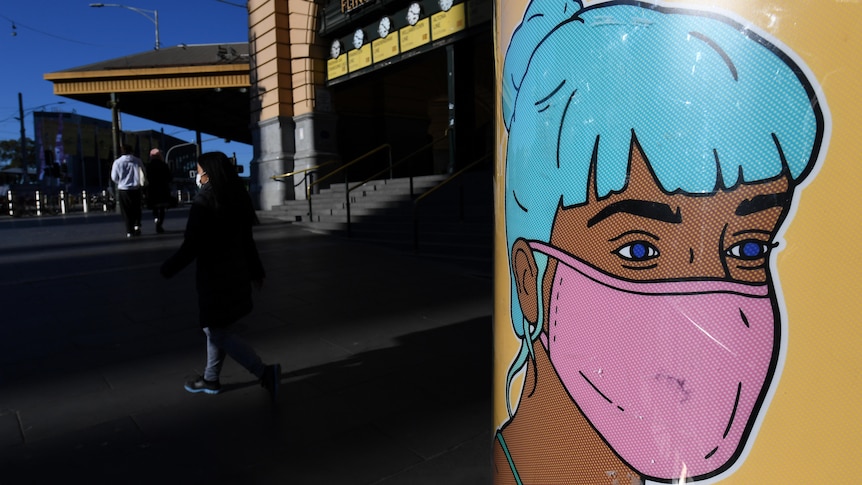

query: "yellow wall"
xmin=248 ymin=0 xmax=327 ymax=121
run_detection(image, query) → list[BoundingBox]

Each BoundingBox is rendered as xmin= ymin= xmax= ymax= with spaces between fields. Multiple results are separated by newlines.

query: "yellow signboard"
xmin=372 ymin=34 xmax=400 ymax=63
xmin=326 ymin=55 xmax=348 ymax=80
xmin=348 ymin=44 xmax=372 ymax=72
xmin=494 ymin=0 xmax=861 ymax=484
xmin=398 ymin=18 xmax=430 ymax=53
xmin=431 ymin=3 xmax=466 ymax=41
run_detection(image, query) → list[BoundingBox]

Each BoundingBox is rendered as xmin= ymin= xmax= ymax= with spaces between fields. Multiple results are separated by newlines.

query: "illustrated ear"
xmin=512 ymin=238 xmax=539 ymax=324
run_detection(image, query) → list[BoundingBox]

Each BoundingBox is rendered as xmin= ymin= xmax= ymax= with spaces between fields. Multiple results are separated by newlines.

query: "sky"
xmin=0 ymin=0 xmax=253 ymax=170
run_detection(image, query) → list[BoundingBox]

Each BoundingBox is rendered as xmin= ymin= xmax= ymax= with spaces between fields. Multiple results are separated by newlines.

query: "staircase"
xmin=262 ymin=172 xmax=493 ymax=271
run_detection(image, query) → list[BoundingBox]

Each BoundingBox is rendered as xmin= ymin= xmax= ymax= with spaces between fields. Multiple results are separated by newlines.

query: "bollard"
xmin=60 ymin=190 xmax=66 ymax=214
xmin=102 ymin=189 xmax=108 ymax=212
xmin=7 ymin=190 xmax=12 ymax=217
xmin=82 ymin=189 xmax=88 ymax=213
xmin=35 ymin=190 xmax=42 ymax=216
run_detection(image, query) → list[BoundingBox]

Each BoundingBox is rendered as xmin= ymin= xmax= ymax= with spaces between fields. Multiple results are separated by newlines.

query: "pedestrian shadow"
xmin=221 ymin=315 xmax=492 ymax=406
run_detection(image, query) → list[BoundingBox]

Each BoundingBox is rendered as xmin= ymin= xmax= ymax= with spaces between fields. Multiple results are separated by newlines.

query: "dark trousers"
xmin=118 ymin=189 xmax=142 ymax=234
xmin=152 ymin=206 xmax=166 ymax=224
xmin=152 ymin=205 xmax=166 ymax=233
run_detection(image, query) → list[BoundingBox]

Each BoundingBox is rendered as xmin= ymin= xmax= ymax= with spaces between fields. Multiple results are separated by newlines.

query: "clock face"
xmin=330 ymin=39 xmax=342 ymax=59
xmin=353 ymin=29 xmax=365 ymax=50
xmin=438 ymin=0 xmax=453 ymax=11
xmin=378 ymin=17 xmax=391 ymax=38
xmin=406 ymin=2 xmax=422 ymax=26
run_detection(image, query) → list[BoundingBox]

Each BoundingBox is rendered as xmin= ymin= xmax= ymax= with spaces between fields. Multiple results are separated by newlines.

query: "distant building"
xmin=32 ymin=111 xmax=191 ymax=192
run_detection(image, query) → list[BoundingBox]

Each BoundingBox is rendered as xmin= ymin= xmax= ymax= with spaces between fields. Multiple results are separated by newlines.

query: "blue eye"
xmin=615 ymin=241 xmax=659 ymax=261
xmin=727 ymin=240 xmax=770 ymax=260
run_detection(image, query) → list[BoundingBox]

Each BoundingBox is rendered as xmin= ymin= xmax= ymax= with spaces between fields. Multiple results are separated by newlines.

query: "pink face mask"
xmin=530 ymin=241 xmax=779 ymax=481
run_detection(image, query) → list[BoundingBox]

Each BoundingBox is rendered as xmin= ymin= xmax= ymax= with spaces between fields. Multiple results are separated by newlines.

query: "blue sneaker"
xmin=185 ymin=376 xmax=221 ymax=395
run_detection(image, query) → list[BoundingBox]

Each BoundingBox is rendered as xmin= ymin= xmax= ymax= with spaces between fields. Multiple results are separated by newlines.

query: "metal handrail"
xmin=347 ymin=134 xmax=449 ymax=198
xmin=271 ymin=160 xmax=336 ymax=183
xmin=341 ymin=135 xmax=449 ymax=236
xmin=413 ymin=152 xmax=493 ymax=252
xmin=272 ymin=161 xmax=338 ymax=221
xmin=414 ymin=153 xmax=491 ymax=204
xmin=306 ymin=144 xmax=392 ymax=223
xmin=272 ymin=161 xmax=337 ymax=200
xmin=307 ymin=144 xmax=392 ymax=198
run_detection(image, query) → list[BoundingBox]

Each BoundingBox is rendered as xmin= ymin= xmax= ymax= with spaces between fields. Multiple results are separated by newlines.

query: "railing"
xmin=4 ymin=188 xmax=110 ymax=217
xmin=287 ymin=132 xmax=452 ymax=234
xmin=276 ymin=131 xmax=478 ymax=243
xmin=304 ymin=144 xmax=392 ymax=231
xmin=271 ymin=161 xmax=338 ymax=209
xmin=342 ymin=134 xmax=450 ymax=236
xmin=2 ymin=187 xmax=193 ymax=218
xmin=412 ymin=152 xmax=493 ymax=252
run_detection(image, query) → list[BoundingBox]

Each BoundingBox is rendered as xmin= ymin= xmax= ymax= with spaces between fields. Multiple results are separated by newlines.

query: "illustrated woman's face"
xmin=523 ymin=140 xmax=794 ymax=480
xmin=549 ymin=141 xmax=791 ymax=284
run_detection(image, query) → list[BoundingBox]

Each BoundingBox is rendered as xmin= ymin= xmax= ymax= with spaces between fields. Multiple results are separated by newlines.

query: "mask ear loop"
xmin=504 ymin=255 xmax=547 ymax=418
xmin=504 ymin=318 xmax=531 ymax=418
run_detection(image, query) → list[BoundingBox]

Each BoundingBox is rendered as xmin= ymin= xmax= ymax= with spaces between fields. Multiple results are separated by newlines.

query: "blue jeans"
xmin=203 ymin=327 xmax=265 ymax=382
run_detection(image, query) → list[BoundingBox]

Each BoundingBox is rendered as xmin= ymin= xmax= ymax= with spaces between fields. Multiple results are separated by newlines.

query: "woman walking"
xmin=161 ymin=151 xmax=280 ymax=400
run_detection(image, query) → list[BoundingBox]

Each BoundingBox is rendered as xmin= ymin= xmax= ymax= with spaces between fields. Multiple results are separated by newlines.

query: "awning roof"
xmin=44 ymin=43 xmax=252 ymax=145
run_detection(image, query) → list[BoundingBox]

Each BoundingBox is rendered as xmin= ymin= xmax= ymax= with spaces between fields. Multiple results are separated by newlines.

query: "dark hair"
xmin=198 ymin=152 xmax=239 ymax=193
xmin=197 ymin=151 xmax=257 ymax=222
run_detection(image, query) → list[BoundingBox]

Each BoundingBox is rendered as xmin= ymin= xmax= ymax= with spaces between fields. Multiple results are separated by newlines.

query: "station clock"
xmin=406 ymin=2 xmax=422 ymax=26
xmin=353 ymin=28 xmax=366 ymax=49
xmin=378 ymin=16 xmax=392 ymax=38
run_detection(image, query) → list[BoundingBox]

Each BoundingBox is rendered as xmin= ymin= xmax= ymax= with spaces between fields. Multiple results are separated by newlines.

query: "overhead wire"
xmin=0 ymin=13 xmax=101 ymax=46
xmin=214 ymin=0 xmax=248 ymax=8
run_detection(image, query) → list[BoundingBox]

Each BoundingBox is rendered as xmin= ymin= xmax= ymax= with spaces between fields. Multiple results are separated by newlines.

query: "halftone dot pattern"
xmin=535 ymin=241 xmax=775 ymax=481
xmin=493 ymin=332 xmax=643 ymax=484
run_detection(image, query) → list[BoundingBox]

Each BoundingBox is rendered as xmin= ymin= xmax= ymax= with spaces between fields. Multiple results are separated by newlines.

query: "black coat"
xmin=160 ymin=184 xmax=265 ymax=328
xmin=146 ymin=159 xmax=173 ymax=209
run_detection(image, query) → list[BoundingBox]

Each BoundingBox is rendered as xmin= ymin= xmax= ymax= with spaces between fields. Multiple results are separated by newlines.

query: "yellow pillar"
xmin=493 ymin=1 xmax=862 ymax=483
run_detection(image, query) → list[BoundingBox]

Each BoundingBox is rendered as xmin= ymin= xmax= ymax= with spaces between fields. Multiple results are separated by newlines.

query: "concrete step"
xmin=271 ymin=176 xmax=449 ymax=220
xmin=264 ymin=172 xmax=493 ymax=265
xmin=275 ymin=183 xmax=490 ymax=223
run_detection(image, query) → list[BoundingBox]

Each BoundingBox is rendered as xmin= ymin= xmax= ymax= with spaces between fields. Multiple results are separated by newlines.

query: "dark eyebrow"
xmin=587 ymin=199 xmax=682 ymax=228
xmin=735 ymin=192 xmax=790 ymax=216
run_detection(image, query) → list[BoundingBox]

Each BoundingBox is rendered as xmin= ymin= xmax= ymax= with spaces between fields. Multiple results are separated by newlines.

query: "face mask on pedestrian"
xmin=528 ymin=240 xmax=778 ymax=481
xmin=195 ymin=172 xmax=205 ymax=188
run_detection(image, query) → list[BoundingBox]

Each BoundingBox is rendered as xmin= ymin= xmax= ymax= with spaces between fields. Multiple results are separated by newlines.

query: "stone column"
xmin=292 ymin=88 xmax=339 ymax=200
xmin=250 ymin=116 xmax=296 ymax=210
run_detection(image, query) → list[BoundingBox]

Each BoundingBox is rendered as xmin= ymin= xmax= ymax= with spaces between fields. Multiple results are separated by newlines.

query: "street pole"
xmin=18 ymin=92 xmax=27 ymax=182
xmin=153 ymin=9 xmax=159 ymax=50
xmin=89 ymin=4 xmax=160 ymax=50
xmin=110 ymin=93 xmax=120 ymax=160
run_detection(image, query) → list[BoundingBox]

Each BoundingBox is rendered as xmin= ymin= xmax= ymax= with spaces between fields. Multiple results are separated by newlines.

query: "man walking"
xmin=111 ymin=143 xmax=146 ymax=238
xmin=146 ymin=148 xmax=172 ymax=234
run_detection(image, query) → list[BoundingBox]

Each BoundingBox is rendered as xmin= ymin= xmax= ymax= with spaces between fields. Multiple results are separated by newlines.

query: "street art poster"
xmin=493 ymin=0 xmax=862 ymax=483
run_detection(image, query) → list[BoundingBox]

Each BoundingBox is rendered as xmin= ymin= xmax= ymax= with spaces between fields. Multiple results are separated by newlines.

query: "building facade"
xmin=247 ymin=0 xmax=493 ymax=209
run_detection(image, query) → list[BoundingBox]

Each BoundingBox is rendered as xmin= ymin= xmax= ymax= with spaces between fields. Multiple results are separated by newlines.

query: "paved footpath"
xmin=0 ymin=208 xmax=493 ymax=484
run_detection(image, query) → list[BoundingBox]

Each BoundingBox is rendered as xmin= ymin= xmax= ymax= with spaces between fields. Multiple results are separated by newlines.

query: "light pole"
xmin=89 ymin=3 xmax=160 ymax=50
xmin=15 ymin=93 xmax=65 ymax=183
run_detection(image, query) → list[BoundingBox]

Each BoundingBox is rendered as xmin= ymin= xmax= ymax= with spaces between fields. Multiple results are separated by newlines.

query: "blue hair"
xmin=502 ymin=0 xmax=826 ymax=416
